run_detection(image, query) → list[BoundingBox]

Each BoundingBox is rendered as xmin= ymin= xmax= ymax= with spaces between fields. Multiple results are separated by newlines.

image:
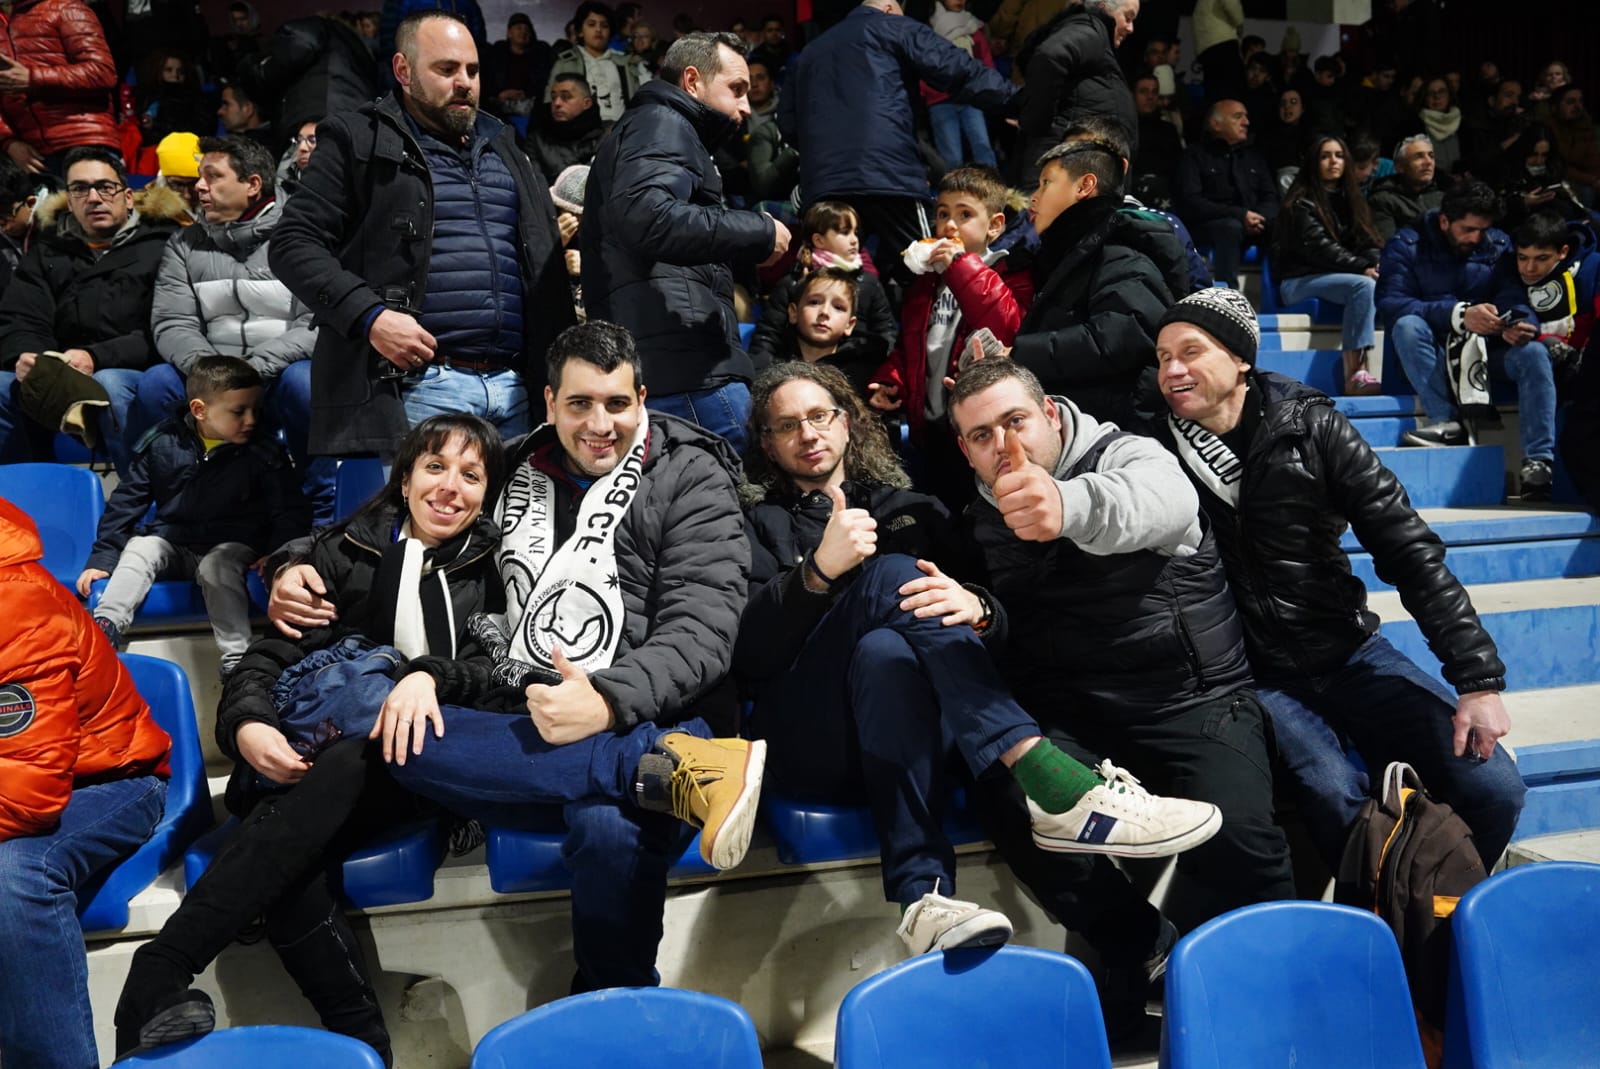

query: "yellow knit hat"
xmin=156 ymin=132 xmax=201 ymax=179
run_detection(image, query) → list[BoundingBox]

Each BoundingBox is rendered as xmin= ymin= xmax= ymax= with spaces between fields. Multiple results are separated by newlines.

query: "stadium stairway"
xmin=59 ymin=308 xmax=1597 ymax=1069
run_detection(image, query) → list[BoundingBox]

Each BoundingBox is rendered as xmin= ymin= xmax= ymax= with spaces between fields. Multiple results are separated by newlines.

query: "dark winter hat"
xmin=508 ymin=12 xmax=533 ymax=30
xmin=17 ymin=353 xmax=111 ymax=447
xmin=1158 ymin=288 xmax=1260 ymax=363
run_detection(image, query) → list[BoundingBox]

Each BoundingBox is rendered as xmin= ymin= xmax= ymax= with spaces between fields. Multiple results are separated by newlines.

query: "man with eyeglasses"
xmin=0 ymin=148 xmax=186 ymax=474
xmin=270 ymin=9 xmax=571 ymax=463
xmin=1369 ymin=134 xmax=1444 ymax=241
xmin=737 ymin=361 xmax=1223 ymax=975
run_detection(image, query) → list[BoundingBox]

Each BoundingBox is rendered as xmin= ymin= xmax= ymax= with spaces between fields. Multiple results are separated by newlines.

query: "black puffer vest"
xmin=969 ymin=432 xmax=1252 ymax=716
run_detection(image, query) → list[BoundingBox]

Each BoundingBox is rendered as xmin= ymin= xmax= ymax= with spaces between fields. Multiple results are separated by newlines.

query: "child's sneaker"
xmin=95 ymin=617 xmax=127 ymax=651
xmin=1029 ymin=760 xmax=1221 ymax=858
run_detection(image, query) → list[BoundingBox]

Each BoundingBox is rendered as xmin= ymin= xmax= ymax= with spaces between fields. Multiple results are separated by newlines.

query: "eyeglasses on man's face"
xmin=66 ymin=181 xmax=126 ymax=200
xmin=764 ymin=408 xmax=844 ymax=438
xmin=292 ymin=134 xmax=318 ymax=148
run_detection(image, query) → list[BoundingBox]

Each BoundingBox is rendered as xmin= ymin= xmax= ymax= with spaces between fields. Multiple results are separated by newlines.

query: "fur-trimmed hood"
xmin=32 ymin=183 xmax=194 ymax=244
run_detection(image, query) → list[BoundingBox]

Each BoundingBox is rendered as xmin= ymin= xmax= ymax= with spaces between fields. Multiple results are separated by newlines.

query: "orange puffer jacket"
xmin=0 ymin=496 xmax=169 ymax=841
xmin=0 ymin=0 xmax=119 ymax=157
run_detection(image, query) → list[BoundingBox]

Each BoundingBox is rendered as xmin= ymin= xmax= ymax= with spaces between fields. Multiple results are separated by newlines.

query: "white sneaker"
xmin=1029 ymin=760 xmax=1222 ymax=858
xmin=896 ymin=887 xmax=1014 ymax=956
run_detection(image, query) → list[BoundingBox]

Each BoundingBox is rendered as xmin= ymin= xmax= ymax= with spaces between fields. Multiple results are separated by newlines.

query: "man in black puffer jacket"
xmin=1149 ymin=288 xmax=1527 ymax=872
xmin=270 ymin=10 xmax=572 ymax=459
xmin=1015 ymin=0 xmax=1139 ymax=188
xmin=584 ymin=32 xmax=787 ymax=457
xmin=950 ymin=356 xmax=1295 ymax=1040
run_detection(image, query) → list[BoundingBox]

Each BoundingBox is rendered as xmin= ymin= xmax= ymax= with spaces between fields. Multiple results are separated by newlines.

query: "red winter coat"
xmin=0 ymin=0 xmax=119 ymax=158
xmin=0 ymin=497 xmax=169 ymax=841
xmin=872 ymin=250 xmax=1033 ymax=436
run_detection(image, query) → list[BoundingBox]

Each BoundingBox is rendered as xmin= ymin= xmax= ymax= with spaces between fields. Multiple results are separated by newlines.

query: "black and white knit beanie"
xmin=1158 ymin=287 xmax=1260 ymax=363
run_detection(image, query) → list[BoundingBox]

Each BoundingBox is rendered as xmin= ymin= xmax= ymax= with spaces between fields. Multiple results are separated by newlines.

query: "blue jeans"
xmin=1390 ymin=316 xmax=1557 ymax=458
xmin=1256 ymin=633 xmax=1527 ymax=871
xmin=1278 ymin=272 xmax=1377 ymax=351
xmin=645 ymin=381 xmax=751 ymax=458
xmin=750 ymin=554 xmax=1036 ymax=904
xmin=387 ymin=710 xmax=707 ymax=990
xmin=928 ymin=103 xmax=997 ymax=168
xmin=0 ymin=774 xmax=167 ymax=1069
xmin=402 ymin=365 xmax=531 ymax=440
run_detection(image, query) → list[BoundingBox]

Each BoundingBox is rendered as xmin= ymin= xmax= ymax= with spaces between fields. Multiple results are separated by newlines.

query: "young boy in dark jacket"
xmin=78 ymin=355 xmax=308 ymax=672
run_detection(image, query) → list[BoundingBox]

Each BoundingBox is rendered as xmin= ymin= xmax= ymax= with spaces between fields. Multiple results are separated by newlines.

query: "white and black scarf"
xmin=475 ymin=409 xmax=650 ymax=685
xmin=1168 ymin=414 xmax=1245 ymax=508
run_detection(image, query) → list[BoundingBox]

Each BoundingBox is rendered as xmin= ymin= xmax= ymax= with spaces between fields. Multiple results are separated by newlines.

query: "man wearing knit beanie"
xmin=1149 ymin=287 xmax=1526 ymax=877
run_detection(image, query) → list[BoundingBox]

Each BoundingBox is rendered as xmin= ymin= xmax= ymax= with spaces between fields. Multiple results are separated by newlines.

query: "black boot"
xmin=270 ymin=906 xmax=393 ymax=1067
xmin=113 ymin=947 xmax=214 ymax=1057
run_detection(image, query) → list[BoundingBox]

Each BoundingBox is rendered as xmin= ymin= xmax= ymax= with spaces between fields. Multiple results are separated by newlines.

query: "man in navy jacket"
xmin=1376 ymin=181 xmax=1554 ymax=497
xmin=778 ymin=0 xmax=1016 ymax=279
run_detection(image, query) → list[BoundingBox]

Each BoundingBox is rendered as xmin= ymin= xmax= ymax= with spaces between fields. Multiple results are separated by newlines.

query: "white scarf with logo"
xmin=477 ymin=408 xmax=649 ymax=685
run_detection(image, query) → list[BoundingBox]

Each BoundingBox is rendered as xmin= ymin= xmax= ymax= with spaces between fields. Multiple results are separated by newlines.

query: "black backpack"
xmin=1334 ymin=762 xmax=1486 ymax=1057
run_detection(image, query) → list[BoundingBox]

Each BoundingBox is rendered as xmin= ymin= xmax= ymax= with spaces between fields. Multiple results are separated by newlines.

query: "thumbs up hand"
xmin=527 ymin=645 xmax=613 ymax=744
xmin=811 ymin=483 xmax=878 ymax=586
xmin=993 ymin=427 xmax=1063 ymax=542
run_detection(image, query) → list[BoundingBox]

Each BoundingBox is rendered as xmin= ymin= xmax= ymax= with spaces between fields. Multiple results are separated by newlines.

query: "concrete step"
xmin=1334 ymin=395 xmax=1420 ymax=417
xmin=1371 ymin=445 xmax=1506 ymax=508
xmin=1502 ymin=682 xmax=1600 ymax=749
xmin=1344 ymin=507 xmax=1600 ymax=590
xmin=1506 ymin=828 xmax=1600 ymax=867
xmin=1348 ymin=415 xmax=1420 ymax=447
xmin=1372 ymin=576 xmax=1600 ymax=691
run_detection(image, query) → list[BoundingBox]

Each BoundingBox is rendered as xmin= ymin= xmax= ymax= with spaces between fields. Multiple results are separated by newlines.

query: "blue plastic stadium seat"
xmin=117 ymin=1025 xmax=386 ymax=1068
xmin=88 ymin=576 xmax=211 ymax=626
xmin=335 ymin=457 xmax=386 ymax=522
xmin=738 ymin=321 xmax=756 ymax=350
xmin=835 ymin=945 xmax=1111 ymax=1069
xmin=1162 ymin=901 xmax=1426 ymax=1069
xmin=0 ymin=463 xmax=105 ymax=588
xmin=1443 ymin=862 xmax=1600 ymax=1069
xmin=78 ymin=655 xmax=214 ymax=933
xmin=1257 ymin=252 xmax=1322 ymax=317
xmin=51 ymin=432 xmax=98 ymax=464
xmin=185 ymin=814 xmax=450 ymax=910
xmin=471 ymin=988 xmax=762 ymax=1069
xmin=485 ymin=814 xmax=711 ymax=895
xmin=510 ymin=114 xmax=530 ymax=138
xmin=762 ymin=786 xmax=985 ymax=866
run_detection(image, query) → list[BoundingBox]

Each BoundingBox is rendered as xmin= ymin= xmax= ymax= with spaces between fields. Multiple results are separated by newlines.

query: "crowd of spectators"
xmin=1 ymin=1 xmax=1595 ymax=1067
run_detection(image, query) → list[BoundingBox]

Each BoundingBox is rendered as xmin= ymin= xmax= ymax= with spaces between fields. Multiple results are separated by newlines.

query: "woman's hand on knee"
xmin=236 ymin=722 xmax=311 ymax=785
xmin=373 ymin=673 xmax=444 ymax=765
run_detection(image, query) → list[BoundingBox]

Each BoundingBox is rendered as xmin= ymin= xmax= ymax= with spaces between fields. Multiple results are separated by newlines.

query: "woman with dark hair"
xmin=1417 ymin=75 xmax=1463 ymax=178
xmin=1273 ymin=135 xmax=1384 ymax=394
xmin=136 ymin=49 xmax=212 ymax=146
xmin=114 ymin=414 xmax=507 ymax=1066
xmin=1496 ymin=124 xmax=1588 ymax=229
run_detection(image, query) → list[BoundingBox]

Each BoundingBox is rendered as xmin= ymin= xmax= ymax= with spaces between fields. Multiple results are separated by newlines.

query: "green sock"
xmin=1012 ymin=740 xmax=1102 ymax=814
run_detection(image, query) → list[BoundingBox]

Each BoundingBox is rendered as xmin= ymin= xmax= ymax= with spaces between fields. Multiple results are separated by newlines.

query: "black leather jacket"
xmin=1272 ymin=194 xmax=1380 ymax=280
xmin=1157 ymin=371 xmax=1506 ymax=694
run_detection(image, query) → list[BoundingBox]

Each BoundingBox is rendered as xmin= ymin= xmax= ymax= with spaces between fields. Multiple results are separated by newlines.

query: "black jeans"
xmin=751 ymin=555 xmax=1037 ymax=905
xmin=1189 ymin=215 xmax=1264 ymax=286
xmin=979 ymin=687 xmax=1296 ymax=959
